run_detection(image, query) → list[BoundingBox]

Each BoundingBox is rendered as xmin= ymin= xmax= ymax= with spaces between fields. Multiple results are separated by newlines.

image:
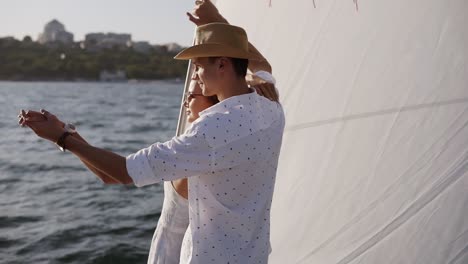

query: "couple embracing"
xmin=19 ymin=1 xmax=284 ymax=263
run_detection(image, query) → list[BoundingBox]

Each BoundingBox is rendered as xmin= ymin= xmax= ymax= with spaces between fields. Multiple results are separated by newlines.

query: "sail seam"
xmin=336 ymin=153 xmax=468 ymax=264
xmin=296 ymin=107 xmax=468 ymax=263
xmin=285 ymin=97 xmax=468 ymax=132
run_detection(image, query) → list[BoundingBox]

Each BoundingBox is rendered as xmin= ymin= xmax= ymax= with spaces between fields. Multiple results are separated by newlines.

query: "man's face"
xmin=191 ymin=57 xmax=219 ymax=96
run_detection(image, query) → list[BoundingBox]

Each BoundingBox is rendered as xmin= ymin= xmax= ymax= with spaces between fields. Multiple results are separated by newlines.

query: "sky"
xmin=0 ymin=0 xmax=195 ymax=46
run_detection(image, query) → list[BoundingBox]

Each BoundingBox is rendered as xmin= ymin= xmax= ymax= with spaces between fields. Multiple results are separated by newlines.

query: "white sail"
xmin=189 ymin=0 xmax=468 ymax=263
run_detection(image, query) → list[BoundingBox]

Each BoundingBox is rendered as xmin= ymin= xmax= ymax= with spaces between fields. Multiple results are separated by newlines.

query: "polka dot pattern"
xmin=127 ymin=90 xmax=285 ymax=263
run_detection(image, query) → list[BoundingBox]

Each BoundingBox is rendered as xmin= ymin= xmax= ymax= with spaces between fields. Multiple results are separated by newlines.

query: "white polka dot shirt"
xmin=126 ymin=90 xmax=285 ymax=264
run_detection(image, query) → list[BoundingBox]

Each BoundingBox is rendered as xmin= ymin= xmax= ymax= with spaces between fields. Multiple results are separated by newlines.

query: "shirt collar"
xmin=199 ymin=88 xmax=258 ymax=116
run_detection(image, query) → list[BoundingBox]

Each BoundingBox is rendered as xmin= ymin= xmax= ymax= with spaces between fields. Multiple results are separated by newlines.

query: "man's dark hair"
xmin=209 ymin=57 xmax=249 ymax=78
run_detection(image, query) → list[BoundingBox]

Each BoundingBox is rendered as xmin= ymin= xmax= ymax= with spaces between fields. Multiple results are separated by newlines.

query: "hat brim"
xmin=174 ymin=43 xmax=264 ymax=61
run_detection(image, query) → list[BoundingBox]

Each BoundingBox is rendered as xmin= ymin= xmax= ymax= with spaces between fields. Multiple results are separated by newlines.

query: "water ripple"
xmin=0 ymin=81 xmax=183 ymax=263
xmin=5 ymin=163 xmax=86 ymax=174
xmin=0 ymin=215 xmax=44 ymax=229
xmin=16 ymin=225 xmax=101 ymax=255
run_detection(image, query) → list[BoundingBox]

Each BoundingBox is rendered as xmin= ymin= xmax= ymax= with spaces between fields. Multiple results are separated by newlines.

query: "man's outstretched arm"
xmin=71 ymin=132 xmax=122 ymax=184
xmin=20 ymin=110 xmax=133 ymax=184
xmin=61 ymin=135 xmax=133 ymax=184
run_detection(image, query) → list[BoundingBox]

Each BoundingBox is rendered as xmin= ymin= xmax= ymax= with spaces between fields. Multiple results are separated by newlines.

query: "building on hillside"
xmin=132 ymin=41 xmax=152 ymax=54
xmin=165 ymin=42 xmax=183 ymax=53
xmin=0 ymin=37 xmax=18 ymax=48
xmin=84 ymin=33 xmax=132 ymax=50
xmin=38 ymin=19 xmax=74 ymax=45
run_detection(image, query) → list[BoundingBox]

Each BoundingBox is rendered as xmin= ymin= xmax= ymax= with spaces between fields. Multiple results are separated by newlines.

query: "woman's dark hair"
xmin=209 ymin=57 xmax=249 ymax=78
xmin=207 ymin=95 xmax=219 ymax=105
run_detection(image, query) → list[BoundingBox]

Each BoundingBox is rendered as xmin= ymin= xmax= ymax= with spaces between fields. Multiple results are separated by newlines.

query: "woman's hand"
xmin=187 ymin=0 xmax=228 ymax=26
xmin=19 ymin=109 xmax=65 ymax=143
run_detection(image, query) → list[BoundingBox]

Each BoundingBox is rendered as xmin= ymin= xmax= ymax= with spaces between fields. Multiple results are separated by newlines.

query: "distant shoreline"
xmin=0 ymin=38 xmax=188 ymax=83
xmin=0 ymin=77 xmax=184 ymax=84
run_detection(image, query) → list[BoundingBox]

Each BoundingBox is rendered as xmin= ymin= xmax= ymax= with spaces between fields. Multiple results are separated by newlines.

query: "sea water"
xmin=0 ymin=81 xmax=184 ymax=263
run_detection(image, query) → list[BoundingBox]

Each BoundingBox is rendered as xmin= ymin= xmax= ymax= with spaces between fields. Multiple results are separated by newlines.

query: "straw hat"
xmin=174 ymin=23 xmax=264 ymax=61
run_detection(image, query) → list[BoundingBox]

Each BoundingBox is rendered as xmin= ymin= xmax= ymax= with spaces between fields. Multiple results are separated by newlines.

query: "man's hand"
xmin=18 ymin=109 xmax=46 ymax=126
xmin=19 ymin=109 xmax=65 ymax=143
xmin=18 ymin=109 xmax=130 ymax=184
xmin=187 ymin=0 xmax=228 ymax=26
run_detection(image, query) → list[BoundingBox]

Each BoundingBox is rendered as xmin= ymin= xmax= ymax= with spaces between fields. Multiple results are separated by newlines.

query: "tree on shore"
xmin=0 ymin=37 xmax=188 ymax=81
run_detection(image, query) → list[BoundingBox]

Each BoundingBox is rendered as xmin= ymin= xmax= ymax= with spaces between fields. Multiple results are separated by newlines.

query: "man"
xmin=149 ymin=2 xmax=281 ymax=263
xmin=133 ymin=22 xmax=284 ymax=263
xmin=142 ymin=22 xmax=284 ymax=263
xmin=172 ymin=0 xmax=278 ymax=203
xmin=19 ymin=3 xmax=285 ymax=264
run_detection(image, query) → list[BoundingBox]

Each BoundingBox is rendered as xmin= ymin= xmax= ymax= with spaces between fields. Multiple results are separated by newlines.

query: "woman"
xmin=147 ymin=79 xmax=218 ymax=264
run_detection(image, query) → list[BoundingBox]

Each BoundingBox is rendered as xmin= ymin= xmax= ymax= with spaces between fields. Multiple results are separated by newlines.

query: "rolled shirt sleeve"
xmin=126 ymin=146 xmax=161 ymax=187
xmin=126 ymin=123 xmax=215 ymax=187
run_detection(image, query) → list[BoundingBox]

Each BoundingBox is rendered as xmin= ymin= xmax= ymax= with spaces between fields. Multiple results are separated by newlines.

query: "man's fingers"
xmin=40 ymin=109 xmax=57 ymax=120
xmin=23 ymin=120 xmax=38 ymax=133
xmin=40 ymin=109 xmax=54 ymax=117
xmin=25 ymin=116 xmax=47 ymax=122
xmin=27 ymin=110 xmax=43 ymax=115
xmin=187 ymin=12 xmax=199 ymax=24
xmin=21 ymin=110 xmax=47 ymax=121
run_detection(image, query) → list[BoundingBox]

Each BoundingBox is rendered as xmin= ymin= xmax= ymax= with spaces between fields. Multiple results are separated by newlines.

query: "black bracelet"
xmin=56 ymin=132 xmax=72 ymax=151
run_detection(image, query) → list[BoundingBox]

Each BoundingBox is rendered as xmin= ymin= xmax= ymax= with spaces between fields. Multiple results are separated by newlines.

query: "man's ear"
xmin=218 ymin=57 xmax=229 ymax=71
